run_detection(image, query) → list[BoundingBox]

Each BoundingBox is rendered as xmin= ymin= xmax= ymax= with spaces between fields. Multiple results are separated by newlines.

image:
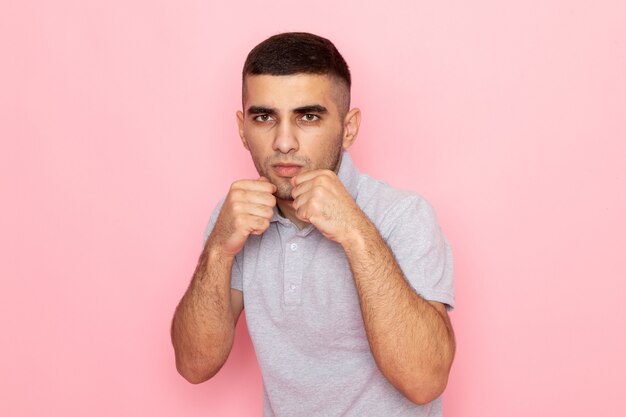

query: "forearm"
xmin=288 ymin=169 xmax=454 ymax=401
xmin=342 ymin=219 xmax=455 ymax=404
xmin=171 ymin=243 xmax=235 ymax=383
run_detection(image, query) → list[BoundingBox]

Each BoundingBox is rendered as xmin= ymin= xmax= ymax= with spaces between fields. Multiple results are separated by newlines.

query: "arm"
xmin=341 ymin=219 xmax=455 ymax=404
xmin=171 ymin=249 xmax=243 ymax=384
xmin=171 ymin=178 xmax=276 ymax=383
xmin=291 ymin=170 xmax=455 ymax=404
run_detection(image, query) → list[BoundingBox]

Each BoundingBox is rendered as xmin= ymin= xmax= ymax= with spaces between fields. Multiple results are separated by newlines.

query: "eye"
xmin=301 ymin=114 xmax=319 ymax=122
xmin=254 ymin=114 xmax=274 ymax=122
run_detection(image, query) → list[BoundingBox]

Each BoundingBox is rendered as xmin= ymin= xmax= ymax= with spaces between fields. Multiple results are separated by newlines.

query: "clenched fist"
xmin=208 ymin=177 xmax=277 ymax=258
xmin=290 ymin=170 xmax=367 ymax=244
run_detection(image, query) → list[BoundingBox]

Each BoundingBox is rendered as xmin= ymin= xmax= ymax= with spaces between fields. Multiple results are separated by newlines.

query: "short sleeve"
xmin=378 ymin=195 xmax=455 ymax=310
xmin=202 ymin=198 xmax=244 ymax=292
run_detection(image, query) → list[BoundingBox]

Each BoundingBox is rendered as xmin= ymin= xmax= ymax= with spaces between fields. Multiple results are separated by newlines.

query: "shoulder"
xmin=354 ymin=173 xmax=433 ymax=220
xmin=354 ymin=174 xmax=439 ymax=238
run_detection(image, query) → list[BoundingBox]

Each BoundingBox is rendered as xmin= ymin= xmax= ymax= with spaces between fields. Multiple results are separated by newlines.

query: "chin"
xmin=270 ymin=179 xmax=293 ymax=200
xmin=275 ymin=187 xmax=294 ymax=201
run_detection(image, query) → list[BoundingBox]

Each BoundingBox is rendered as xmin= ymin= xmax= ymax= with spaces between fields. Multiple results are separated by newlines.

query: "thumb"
xmin=259 ymin=176 xmax=277 ymax=192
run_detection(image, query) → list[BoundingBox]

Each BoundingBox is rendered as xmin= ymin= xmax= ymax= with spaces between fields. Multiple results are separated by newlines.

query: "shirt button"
xmin=290 ymin=243 xmax=298 ymax=251
xmin=290 ymin=284 xmax=296 ymax=290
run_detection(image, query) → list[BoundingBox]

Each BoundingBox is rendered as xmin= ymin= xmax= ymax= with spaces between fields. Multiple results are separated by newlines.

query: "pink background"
xmin=2 ymin=1 xmax=625 ymax=416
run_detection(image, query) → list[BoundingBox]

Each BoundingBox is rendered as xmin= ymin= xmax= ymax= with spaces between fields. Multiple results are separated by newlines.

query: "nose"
xmin=272 ymin=120 xmax=299 ymax=154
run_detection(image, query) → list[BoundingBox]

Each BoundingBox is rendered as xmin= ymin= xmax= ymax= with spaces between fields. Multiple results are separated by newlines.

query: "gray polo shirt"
xmin=204 ymin=152 xmax=454 ymax=417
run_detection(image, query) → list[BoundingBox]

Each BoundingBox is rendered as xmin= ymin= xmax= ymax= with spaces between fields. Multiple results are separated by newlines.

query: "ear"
xmin=342 ymin=108 xmax=361 ymax=150
xmin=236 ymin=110 xmax=249 ymax=150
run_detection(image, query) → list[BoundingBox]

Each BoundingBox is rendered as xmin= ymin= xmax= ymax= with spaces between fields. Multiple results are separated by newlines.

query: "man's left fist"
xmin=290 ymin=170 xmax=365 ymax=244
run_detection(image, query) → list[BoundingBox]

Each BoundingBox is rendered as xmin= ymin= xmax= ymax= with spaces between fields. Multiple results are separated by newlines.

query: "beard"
xmin=252 ymin=139 xmax=344 ymax=201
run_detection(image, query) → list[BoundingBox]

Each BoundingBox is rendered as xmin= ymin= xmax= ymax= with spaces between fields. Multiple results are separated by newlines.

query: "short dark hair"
xmin=242 ymin=32 xmax=351 ymax=89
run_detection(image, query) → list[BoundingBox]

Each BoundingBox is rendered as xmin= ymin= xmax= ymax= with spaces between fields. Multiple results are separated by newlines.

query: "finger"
xmin=231 ymin=179 xmax=276 ymax=194
xmin=258 ymin=176 xmax=278 ymax=193
xmin=228 ymin=189 xmax=276 ymax=211
xmin=290 ymin=177 xmax=317 ymax=200
xmin=231 ymin=211 xmax=271 ymax=234
xmin=292 ymin=169 xmax=334 ymax=186
xmin=292 ymin=184 xmax=324 ymax=217
xmin=240 ymin=202 xmax=275 ymax=220
xmin=292 ymin=172 xmax=338 ymax=201
xmin=240 ymin=190 xmax=277 ymax=207
xmin=294 ymin=199 xmax=319 ymax=224
xmin=292 ymin=199 xmax=311 ymax=223
xmin=247 ymin=215 xmax=271 ymax=235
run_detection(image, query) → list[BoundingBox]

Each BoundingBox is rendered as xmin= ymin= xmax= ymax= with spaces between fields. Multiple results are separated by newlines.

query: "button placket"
xmin=284 ymin=238 xmax=303 ymax=305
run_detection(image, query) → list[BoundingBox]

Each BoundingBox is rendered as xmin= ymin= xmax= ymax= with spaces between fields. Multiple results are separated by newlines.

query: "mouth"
xmin=272 ymin=163 xmax=303 ymax=178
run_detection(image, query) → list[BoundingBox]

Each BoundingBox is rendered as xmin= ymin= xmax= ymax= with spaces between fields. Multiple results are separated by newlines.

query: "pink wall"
xmin=2 ymin=1 xmax=625 ymax=416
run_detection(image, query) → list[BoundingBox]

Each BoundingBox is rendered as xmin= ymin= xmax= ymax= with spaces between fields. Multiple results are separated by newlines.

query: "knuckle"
xmin=255 ymin=216 xmax=268 ymax=229
xmin=310 ymin=200 xmax=321 ymax=212
xmin=256 ymin=204 xmax=272 ymax=217
xmin=230 ymin=180 xmax=244 ymax=191
xmin=263 ymin=206 xmax=274 ymax=218
xmin=229 ymin=188 xmax=244 ymax=201
xmin=313 ymin=185 xmax=325 ymax=196
xmin=230 ymin=201 xmax=242 ymax=214
xmin=233 ymin=215 xmax=246 ymax=230
xmin=260 ymin=192 xmax=272 ymax=204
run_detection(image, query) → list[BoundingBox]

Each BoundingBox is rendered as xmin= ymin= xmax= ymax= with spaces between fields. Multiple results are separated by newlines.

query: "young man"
xmin=171 ymin=32 xmax=456 ymax=416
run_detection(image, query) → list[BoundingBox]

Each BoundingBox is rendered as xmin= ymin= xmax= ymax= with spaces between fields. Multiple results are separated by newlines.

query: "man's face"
xmin=237 ymin=74 xmax=352 ymax=200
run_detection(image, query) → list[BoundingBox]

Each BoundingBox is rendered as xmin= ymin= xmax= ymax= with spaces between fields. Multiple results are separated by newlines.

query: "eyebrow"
xmin=247 ymin=106 xmax=276 ymax=115
xmin=246 ymin=105 xmax=328 ymax=116
xmin=293 ymin=105 xmax=328 ymax=115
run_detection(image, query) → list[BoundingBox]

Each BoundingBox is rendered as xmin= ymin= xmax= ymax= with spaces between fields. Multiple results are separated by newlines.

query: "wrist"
xmin=204 ymin=239 xmax=237 ymax=264
xmin=339 ymin=216 xmax=377 ymax=252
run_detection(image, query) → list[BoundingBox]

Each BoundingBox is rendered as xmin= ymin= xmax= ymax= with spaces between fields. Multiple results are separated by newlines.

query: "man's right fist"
xmin=208 ymin=177 xmax=277 ymax=257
